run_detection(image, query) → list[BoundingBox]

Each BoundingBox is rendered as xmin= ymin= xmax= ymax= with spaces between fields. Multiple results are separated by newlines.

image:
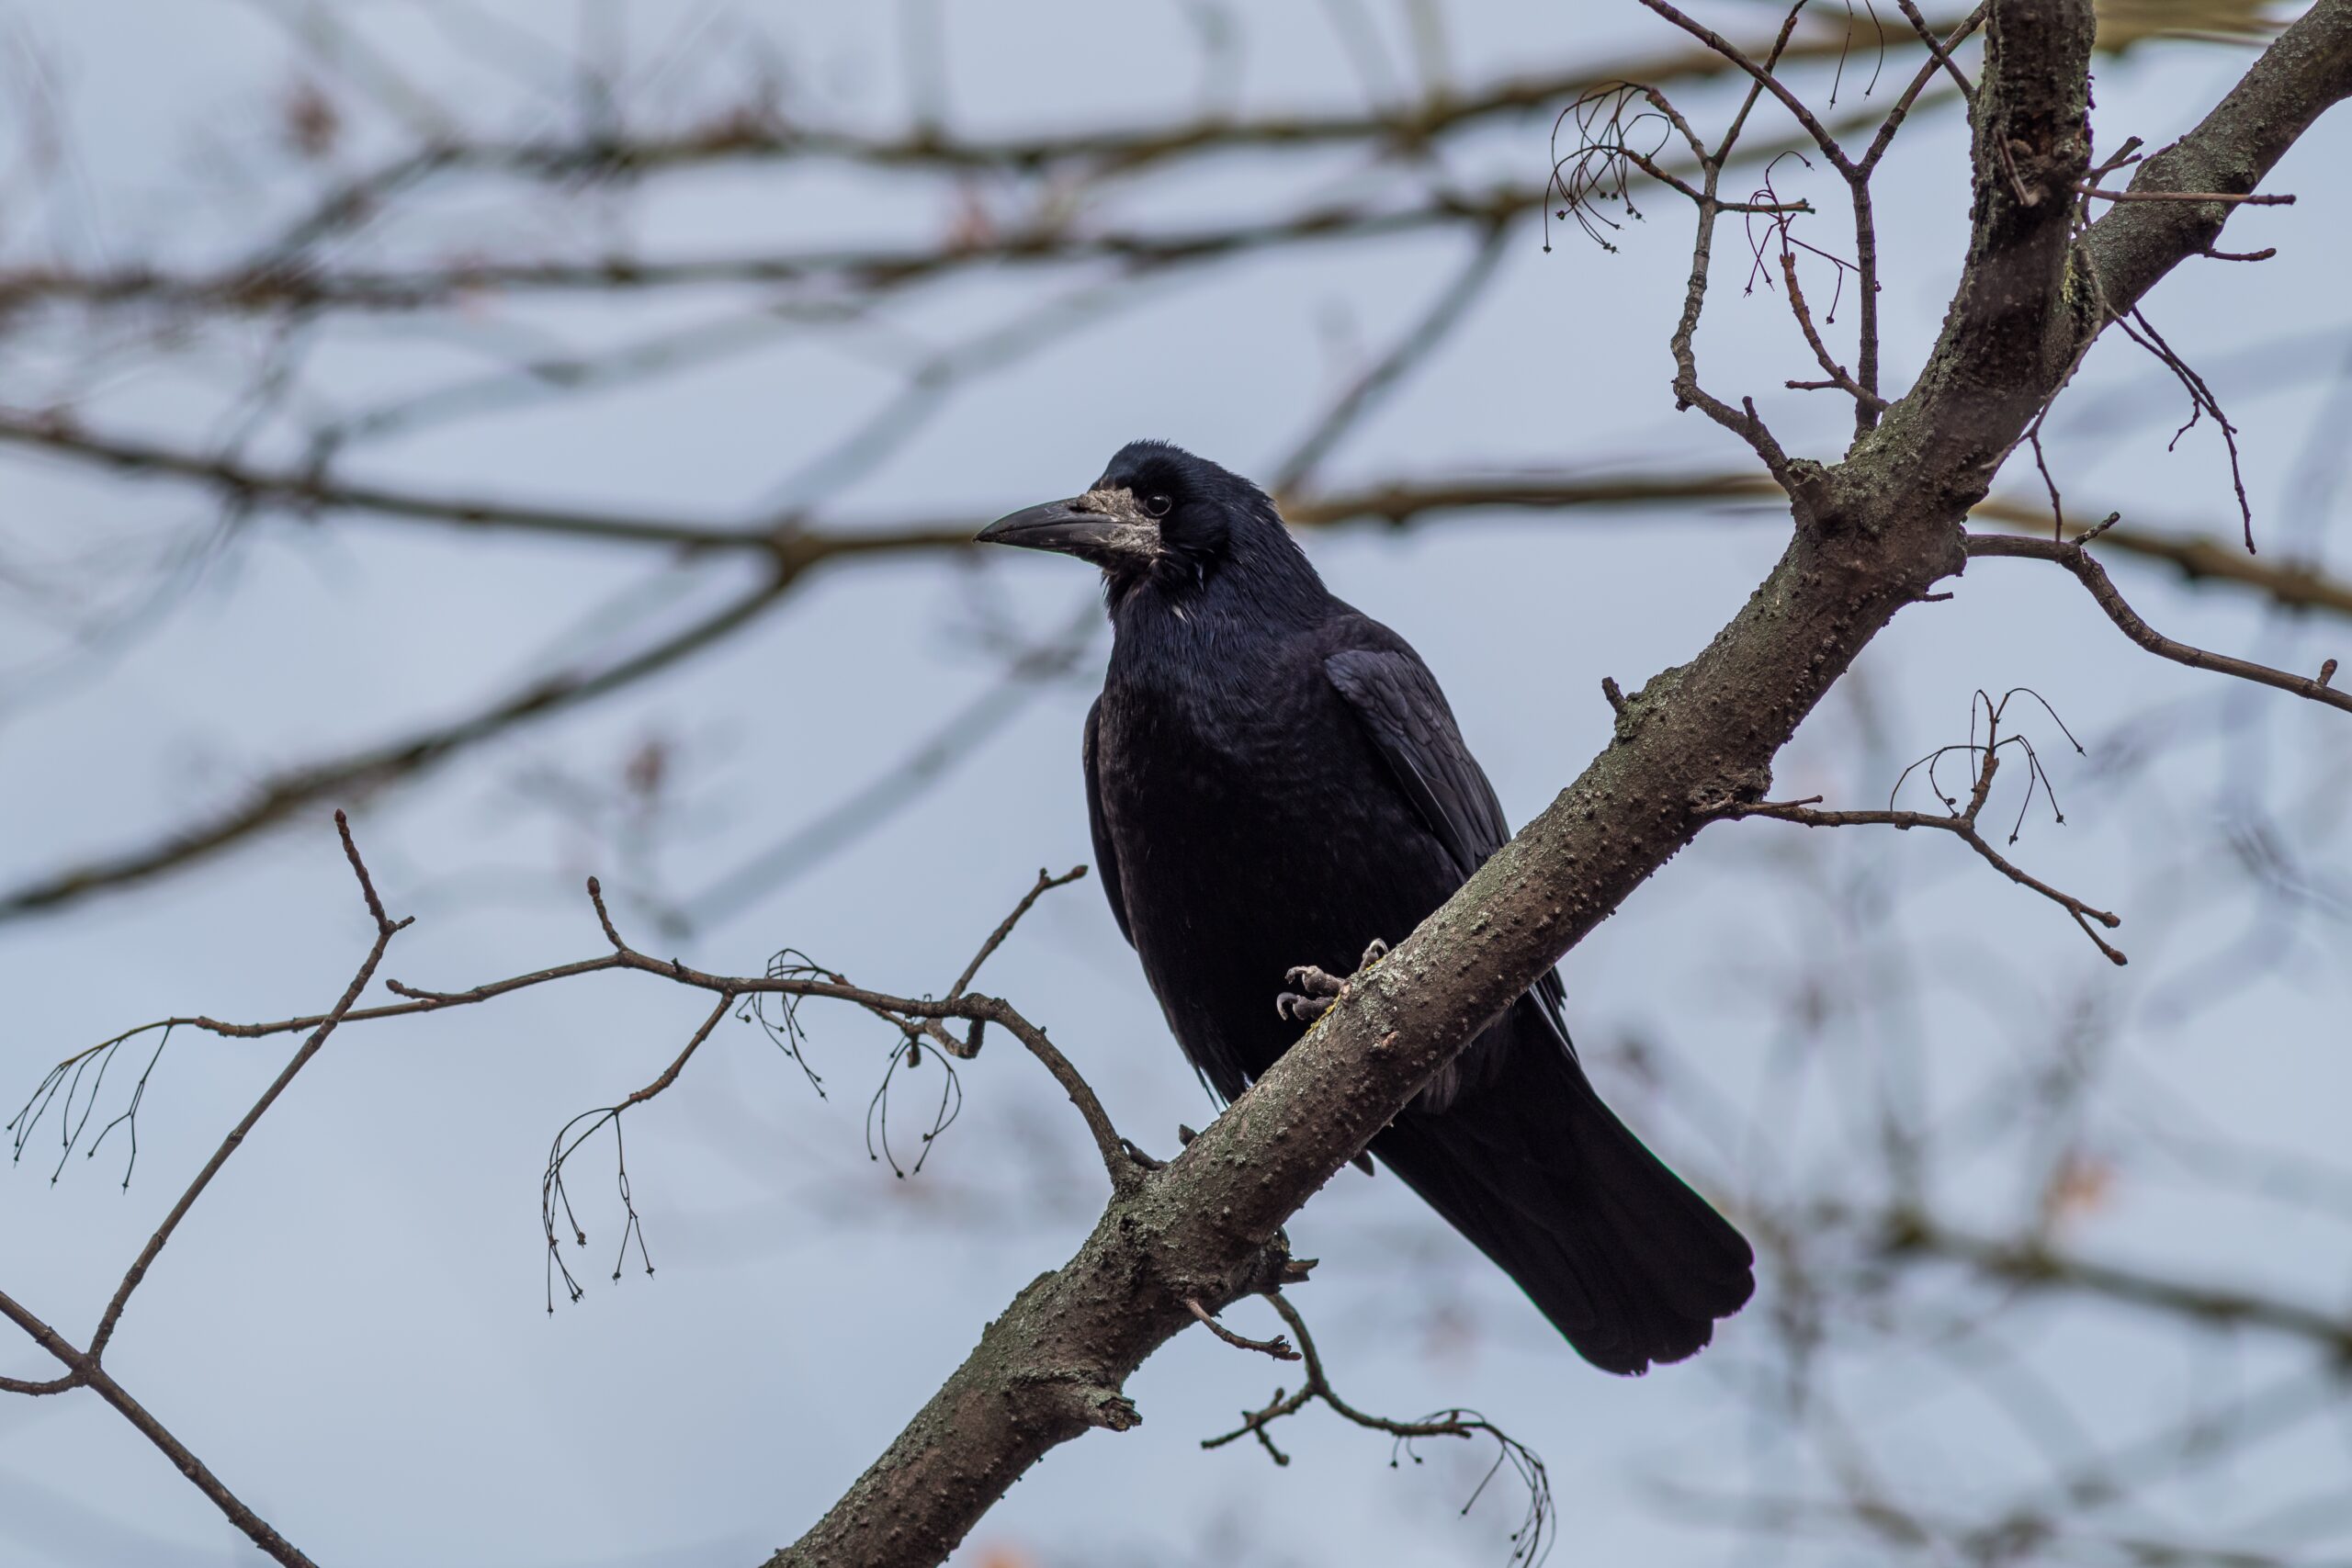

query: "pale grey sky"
xmin=2 ymin=5 xmax=2348 ymax=1566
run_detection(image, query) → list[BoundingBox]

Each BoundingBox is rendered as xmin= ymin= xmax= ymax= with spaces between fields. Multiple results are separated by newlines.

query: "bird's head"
xmin=978 ymin=441 xmax=1303 ymax=606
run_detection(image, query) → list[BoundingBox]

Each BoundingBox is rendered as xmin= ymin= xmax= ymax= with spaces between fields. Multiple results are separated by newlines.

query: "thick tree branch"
xmin=770 ymin=7 xmax=2352 ymax=1561
xmin=2079 ymin=0 xmax=2352 ymax=318
xmin=1862 ymin=0 xmax=2098 ymax=508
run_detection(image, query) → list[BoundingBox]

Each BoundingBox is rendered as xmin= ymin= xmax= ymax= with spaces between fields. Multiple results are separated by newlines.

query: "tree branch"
xmin=1200 ymin=1292 xmax=1552 ymax=1553
xmin=269 ymin=31 xmax=1917 ymax=197
xmin=1969 ymin=534 xmax=2352 ymax=715
xmin=85 ymin=812 xmax=408 ymax=1362
xmin=777 ymin=7 xmax=2352 ymax=1553
xmin=3 ymin=29 xmax=1948 ymax=318
xmin=9 ymin=7 xmax=2347 ymax=1562
xmin=8 ymin=468 xmax=2349 ymax=932
xmin=1882 ymin=1213 xmax=2352 ymax=1354
xmin=18 ymin=406 xmax=2350 ymax=627
xmin=0 ymin=1286 xmax=321 ymax=1568
xmin=0 ymin=187 xmax=1539 ymax=314
xmin=17 ymin=860 xmax=1127 ymax=1195
xmin=0 ymin=813 xmax=408 ymax=1566
xmin=1723 ymin=693 xmax=2127 ymax=964
xmin=2079 ymin=0 xmax=2352 ymax=317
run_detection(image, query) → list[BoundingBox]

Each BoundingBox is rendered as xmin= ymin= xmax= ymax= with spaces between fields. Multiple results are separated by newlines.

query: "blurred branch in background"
xmin=4 ymin=1 xmax=2350 ymax=1565
xmin=1 ymin=460 xmax=2343 ymax=925
xmin=4 ymin=3 xmax=2337 ymax=936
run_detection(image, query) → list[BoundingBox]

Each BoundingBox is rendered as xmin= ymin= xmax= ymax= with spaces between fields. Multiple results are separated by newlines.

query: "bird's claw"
xmin=1272 ymin=940 xmax=1390 ymax=1023
xmin=1274 ymin=964 xmax=1345 ymax=1022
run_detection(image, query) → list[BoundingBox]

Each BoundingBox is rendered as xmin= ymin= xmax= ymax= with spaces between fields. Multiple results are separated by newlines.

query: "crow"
xmin=978 ymin=440 xmax=1753 ymax=1374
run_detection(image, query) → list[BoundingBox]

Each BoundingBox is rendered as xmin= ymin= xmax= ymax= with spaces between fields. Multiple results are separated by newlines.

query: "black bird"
xmin=978 ymin=441 xmax=1753 ymax=1374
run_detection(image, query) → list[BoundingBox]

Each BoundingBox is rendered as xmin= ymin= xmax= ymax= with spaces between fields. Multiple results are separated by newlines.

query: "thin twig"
xmin=2077 ymin=186 xmax=2294 ymax=207
xmin=1969 ymin=535 xmax=2352 ymax=716
xmin=1719 ymin=695 xmax=2127 ymax=964
xmin=1777 ymin=249 xmax=1884 ymax=412
xmin=949 ymin=865 xmax=1090 ymax=1000
xmin=85 ymin=811 xmax=410 ymax=1364
xmin=1893 ymin=0 xmax=1978 ymax=103
xmin=1634 ymin=0 xmax=1860 ymax=176
xmin=0 ymin=1287 xmax=321 ymax=1568
xmin=1201 ymin=1291 xmax=1554 ymax=1561
xmin=1848 ymin=5 xmax=1988 ymax=414
xmin=1728 ymin=791 xmax=2126 ymax=964
xmin=1185 ymin=1297 xmax=1302 ymax=1360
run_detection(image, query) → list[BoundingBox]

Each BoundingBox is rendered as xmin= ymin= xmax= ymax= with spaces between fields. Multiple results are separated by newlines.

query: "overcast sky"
xmin=3 ymin=4 xmax=2348 ymax=1566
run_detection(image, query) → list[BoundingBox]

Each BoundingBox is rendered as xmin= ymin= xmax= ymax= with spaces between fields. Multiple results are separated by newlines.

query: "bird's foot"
xmin=1119 ymin=1122 xmax=1202 ymax=1173
xmin=1272 ymin=939 xmax=1390 ymax=1024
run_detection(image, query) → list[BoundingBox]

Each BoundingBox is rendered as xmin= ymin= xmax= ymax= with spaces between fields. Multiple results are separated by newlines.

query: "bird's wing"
xmin=1082 ymin=696 xmax=1134 ymax=947
xmin=1323 ymin=641 xmax=1510 ymax=877
xmin=1323 ymin=633 xmax=1569 ymax=1022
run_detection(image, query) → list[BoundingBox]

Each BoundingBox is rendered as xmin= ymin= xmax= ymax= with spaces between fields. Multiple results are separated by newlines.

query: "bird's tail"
xmin=1371 ymin=1008 xmax=1754 ymax=1374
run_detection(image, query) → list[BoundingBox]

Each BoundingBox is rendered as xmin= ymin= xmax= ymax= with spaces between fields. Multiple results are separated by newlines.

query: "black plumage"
xmin=979 ymin=441 xmax=1753 ymax=1374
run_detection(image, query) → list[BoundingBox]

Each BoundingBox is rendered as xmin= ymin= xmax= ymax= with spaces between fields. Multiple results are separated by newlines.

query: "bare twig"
xmin=1847 ymin=6 xmax=1990 ymax=414
xmin=1971 ymin=496 xmax=2352 ymax=615
xmin=1775 ymin=246 xmax=1884 ymax=413
xmin=1720 ymin=693 xmax=2127 ymax=964
xmin=950 ymin=865 xmax=1090 ymax=1000
xmin=254 ymin=34 xmax=1910 ymax=211
xmin=2078 ymin=186 xmax=2294 ymax=206
xmin=0 ymin=1287 xmax=321 ymax=1568
xmin=1202 ymin=1291 xmax=1553 ymax=1562
xmin=0 ymin=812 xmax=405 ymax=1565
xmin=1894 ymin=0 xmax=1980 ymax=102
xmin=538 ymin=989 xmax=738 ymax=1308
xmin=2109 ymin=305 xmax=2256 ymax=549
xmin=85 ymin=811 xmax=409 ymax=1363
xmin=19 ymin=854 xmax=1128 ymax=1194
xmin=0 ymin=186 xmax=1540 ymax=314
xmin=0 ymin=409 xmax=787 ymax=552
xmin=1634 ymin=0 xmax=1860 ymax=177
xmin=1968 ymin=535 xmax=2352 ymax=716
xmin=1184 ymin=1297 xmax=1301 ymax=1361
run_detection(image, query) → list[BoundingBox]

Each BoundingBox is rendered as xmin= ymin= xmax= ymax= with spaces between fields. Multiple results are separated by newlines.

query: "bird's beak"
xmin=978 ymin=493 xmax=1161 ymax=573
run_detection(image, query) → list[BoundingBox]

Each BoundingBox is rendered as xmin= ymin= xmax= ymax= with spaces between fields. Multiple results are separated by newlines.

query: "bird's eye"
xmin=1143 ymin=493 xmax=1172 ymax=519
